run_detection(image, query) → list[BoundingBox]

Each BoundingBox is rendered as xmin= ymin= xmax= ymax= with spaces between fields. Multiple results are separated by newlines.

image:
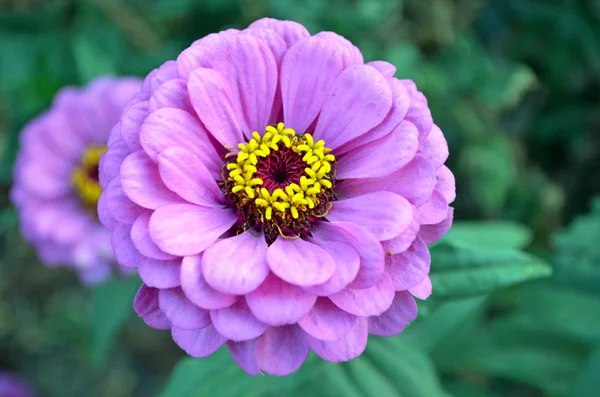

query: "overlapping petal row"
xmin=11 ymin=77 xmax=142 ymax=284
xmin=99 ymin=18 xmax=455 ymax=375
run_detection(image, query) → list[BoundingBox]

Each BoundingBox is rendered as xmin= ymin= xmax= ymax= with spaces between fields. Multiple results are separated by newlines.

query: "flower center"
xmin=222 ymin=123 xmax=337 ymax=244
xmin=71 ymin=145 xmax=106 ymax=212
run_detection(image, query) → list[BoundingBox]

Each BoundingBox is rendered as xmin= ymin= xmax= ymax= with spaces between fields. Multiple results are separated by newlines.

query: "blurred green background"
xmin=1 ymin=0 xmax=600 ymax=396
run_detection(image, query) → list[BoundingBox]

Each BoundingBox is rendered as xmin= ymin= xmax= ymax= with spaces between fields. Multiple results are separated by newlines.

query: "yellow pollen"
xmin=71 ymin=145 xmax=106 ymax=210
xmin=226 ymin=123 xmax=336 ymax=221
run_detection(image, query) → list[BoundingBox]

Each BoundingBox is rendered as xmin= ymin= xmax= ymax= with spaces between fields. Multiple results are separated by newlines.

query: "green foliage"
xmin=90 ymin=276 xmax=141 ymax=366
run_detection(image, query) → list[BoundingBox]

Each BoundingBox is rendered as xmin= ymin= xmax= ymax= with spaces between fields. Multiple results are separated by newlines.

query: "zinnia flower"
xmin=11 ymin=77 xmax=142 ymax=284
xmin=0 ymin=372 xmax=34 ymax=397
xmin=99 ymin=18 xmax=455 ymax=375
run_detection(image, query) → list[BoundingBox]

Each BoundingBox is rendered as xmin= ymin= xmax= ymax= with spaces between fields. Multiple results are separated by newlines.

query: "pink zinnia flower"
xmin=0 ymin=372 xmax=34 ymax=397
xmin=11 ymin=77 xmax=142 ymax=284
xmin=99 ymin=18 xmax=455 ymax=375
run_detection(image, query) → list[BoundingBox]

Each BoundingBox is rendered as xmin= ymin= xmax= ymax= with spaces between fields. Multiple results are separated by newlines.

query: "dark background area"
xmin=0 ymin=1 xmax=599 ymax=396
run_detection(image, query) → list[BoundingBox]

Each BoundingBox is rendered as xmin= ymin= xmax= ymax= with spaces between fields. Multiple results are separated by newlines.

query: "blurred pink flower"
xmin=11 ymin=77 xmax=142 ymax=284
xmin=99 ymin=18 xmax=455 ymax=375
xmin=0 ymin=372 xmax=34 ymax=397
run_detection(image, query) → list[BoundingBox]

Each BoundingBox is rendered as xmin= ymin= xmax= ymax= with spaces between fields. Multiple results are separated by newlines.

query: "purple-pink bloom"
xmin=99 ymin=18 xmax=455 ymax=375
xmin=11 ymin=77 xmax=142 ymax=284
xmin=0 ymin=372 xmax=34 ymax=397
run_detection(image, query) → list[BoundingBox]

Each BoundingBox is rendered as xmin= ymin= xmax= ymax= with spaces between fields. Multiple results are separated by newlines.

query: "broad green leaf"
xmin=569 ymin=347 xmax=600 ymax=397
xmin=429 ymin=242 xmax=552 ymax=298
xmin=345 ymin=356 xmax=398 ymax=397
xmin=364 ymin=338 xmax=450 ymax=397
xmin=443 ymin=221 xmax=532 ymax=249
xmin=160 ymin=349 xmax=321 ymax=397
xmin=72 ymin=35 xmax=117 ymax=83
xmin=90 ymin=276 xmax=140 ymax=366
xmin=402 ymin=295 xmax=487 ymax=352
xmin=456 ymin=309 xmax=590 ymax=396
xmin=515 ymin=283 xmax=600 ymax=345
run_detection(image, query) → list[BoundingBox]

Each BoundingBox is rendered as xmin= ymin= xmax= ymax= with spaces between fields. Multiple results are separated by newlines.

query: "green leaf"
xmin=344 ymin=356 xmax=398 ymax=397
xmin=160 ymin=349 xmax=322 ymax=397
xmin=402 ymin=296 xmax=487 ymax=352
xmin=442 ymin=221 xmax=532 ymax=249
xmin=429 ymin=242 xmax=553 ymax=298
xmin=90 ymin=276 xmax=140 ymax=366
xmin=363 ymin=338 xmax=450 ymax=397
xmin=569 ymin=347 xmax=600 ymax=397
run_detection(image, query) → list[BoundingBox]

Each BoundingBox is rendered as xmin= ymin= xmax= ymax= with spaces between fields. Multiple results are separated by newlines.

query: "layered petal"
xmin=159 ymin=288 xmax=211 ymax=330
xmin=327 ymin=192 xmax=413 ymax=241
xmin=172 ymin=325 xmax=226 ymax=358
xmin=133 ymin=285 xmax=171 ymax=330
xmin=149 ymin=204 xmax=237 ymax=256
xmin=267 ymin=237 xmax=336 ymax=287
xmin=246 ymin=274 xmax=316 ymax=326
xmin=256 ymin=326 xmax=309 ymax=376
xmin=181 ymin=255 xmax=238 ymax=310
xmin=202 ymin=231 xmax=270 ymax=294
xmin=210 ymin=300 xmax=268 ymax=341
xmin=305 ymin=317 xmax=368 ymax=363
xmin=330 ymin=272 xmax=395 ymax=316
xmin=368 ymin=291 xmax=417 ymax=336
xmin=313 ymin=65 xmax=392 ymax=149
xmin=298 ymin=298 xmax=357 ymax=341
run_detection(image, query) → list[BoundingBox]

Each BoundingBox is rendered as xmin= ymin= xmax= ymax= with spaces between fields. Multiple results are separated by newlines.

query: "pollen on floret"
xmin=71 ymin=145 xmax=106 ymax=211
xmin=221 ymin=123 xmax=338 ymax=243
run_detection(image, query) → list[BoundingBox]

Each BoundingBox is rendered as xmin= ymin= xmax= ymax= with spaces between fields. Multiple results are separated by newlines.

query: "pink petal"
xmin=192 ymin=29 xmax=240 ymax=49
xmin=139 ymin=257 xmax=182 ymax=289
xmin=256 ymin=325 xmax=309 ymax=376
xmin=267 ymin=237 xmax=336 ymax=287
xmin=134 ymin=284 xmax=171 ymax=330
xmin=159 ymin=288 xmax=211 ymax=330
xmin=313 ymin=65 xmax=392 ymax=150
xmin=336 ymin=120 xmax=418 ymax=179
xmin=210 ymin=300 xmax=268 ymax=341
xmin=212 ymin=34 xmax=278 ymax=137
xmin=281 ymin=37 xmax=345 ymax=134
xmin=419 ymin=207 xmax=454 ymax=244
xmin=104 ymin=177 xmax=144 ymax=225
xmin=330 ymin=272 xmax=395 ymax=316
xmin=149 ymin=61 xmax=178 ymax=92
xmin=382 ymin=209 xmax=420 ymax=255
xmin=120 ymin=151 xmax=183 ymax=210
xmin=227 ymin=340 xmax=260 ymax=376
xmin=327 ymin=192 xmax=413 ymax=241
xmin=401 ymin=80 xmax=433 ymax=143
xmin=157 ymin=147 xmax=223 ymax=207
xmin=97 ymin=193 xmax=118 ymax=230
xmin=385 ymin=237 xmax=430 ymax=291
xmin=112 ymin=223 xmax=144 ymax=268
xmin=187 ymin=68 xmax=245 ymax=147
xmin=131 ymin=212 xmax=177 ymax=260
xmin=246 ymin=274 xmax=316 ymax=326
xmin=139 ymin=107 xmax=222 ymax=177
xmin=176 ymin=45 xmax=214 ymax=80
xmin=314 ymin=32 xmax=363 ymax=67
xmin=367 ymin=61 xmax=396 ymax=78
xmin=436 ymin=165 xmax=456 ymax=203
xmin=172 ymin=325 xmax=226 ymax=358
xmin=368 ymin=291 xmax=417 ymax=336
xmin=148 ymin=79 xmax=194 ymax=114
xmin=248 ymin=18 xmax=310 ymax=48
xmin=202 ymin=231 xmax=269 ymax=294
xmin=298 ymin=298 xmax=357 ymax=341
xmin=243 ymin=28 xmax=287 ymax=66
xmin=337 ymin=155 xmax=436 ymax=207
xmin=107 ymin=122 xmax=122 ymax=146
xmin=305 ymin=317 xmax=368 ymax=363
xmin=181 ymin=254 xmax=239 ymax=310
xmin=99 ymin=138 xmax=129 ymax=189
xmin=312 ymin=222 xmax=384 ymax=290
xmin=409 ymin=276 xmax=432 ymax=300
xmin=303 ymin=239 xmax=360 ymax=296
xmin=120 ymin=100 xmax=147 ymax=151
xmin=418 ymin=190 xmax=449 ymax=225
xmin=418 ymin=124 xmax=448 ymax=170
xmin=149 ymin=203 xmax=237 ymax=256
xmin=337 ymin=78 xmax=410 ymax=154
